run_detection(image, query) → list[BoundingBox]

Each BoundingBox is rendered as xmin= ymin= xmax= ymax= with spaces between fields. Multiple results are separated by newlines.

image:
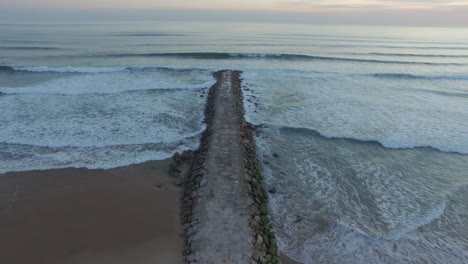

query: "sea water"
xmin=1 ymin=21 xmax=468 ymax=263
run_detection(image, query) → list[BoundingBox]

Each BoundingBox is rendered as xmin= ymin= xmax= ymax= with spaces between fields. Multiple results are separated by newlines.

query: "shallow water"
xmin=1 ymin=21 xmax=468 ymax=263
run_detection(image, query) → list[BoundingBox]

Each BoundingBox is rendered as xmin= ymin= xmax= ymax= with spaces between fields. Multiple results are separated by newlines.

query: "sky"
xmin=1 ymin=0 xmax=468 ymax=26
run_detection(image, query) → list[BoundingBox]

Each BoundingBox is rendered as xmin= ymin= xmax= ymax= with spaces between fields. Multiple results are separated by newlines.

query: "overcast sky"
xmin=1 ymin=0 xmax=468 ymax=26
xmin=2 ymin=0 xmax=468 ymax=10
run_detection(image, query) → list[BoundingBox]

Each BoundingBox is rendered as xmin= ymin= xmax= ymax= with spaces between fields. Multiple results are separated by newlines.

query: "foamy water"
xmin=1 ymin=21 xmax=468 ymax=263
xmin=242 ymin=69 xmax=468 ymax=154
xmin=254 ymin=126 xmax=468 ymax=263
xmin=0 ymin=67 xmax=213 ymax=173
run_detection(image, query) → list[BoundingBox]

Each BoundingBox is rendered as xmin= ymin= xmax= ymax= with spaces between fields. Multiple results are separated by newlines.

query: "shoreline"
xmin=0 ymin=158 xmax=303 ymax=264
xmin=0 ymin=159 xmax=183 ymax=264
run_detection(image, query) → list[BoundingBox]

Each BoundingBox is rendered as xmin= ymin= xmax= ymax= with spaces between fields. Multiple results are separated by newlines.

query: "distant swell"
xmin=12 ymin=66 xmax=126 ymax=73
xmin=9 ymin=66 xmax=206 ymax=74
xmin=112 ymin=33 xmax=186 ymax=37
xmin=0 ymin=46 xmax=62 ymax=50
xmin=104 ymin=52 xmax=467 ymax=65
xmin=377 ymin=45 xmax=468 ymax=50
xmin=305 ymin=44 xmax=468 ymax=50
xmin=364 ymin=52 xmax=468 ymax=58
xmin=372 ymin=73 xmax=468 ymax=80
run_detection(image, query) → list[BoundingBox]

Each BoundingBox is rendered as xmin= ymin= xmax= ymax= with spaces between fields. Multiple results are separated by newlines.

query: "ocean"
xmin=1 ymin=21 xmax=468 ymax=263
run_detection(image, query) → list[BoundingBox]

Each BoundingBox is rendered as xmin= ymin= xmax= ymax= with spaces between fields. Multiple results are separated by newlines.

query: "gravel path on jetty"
xmin=177 ymin=70 xmax=281 ymax=264
xmin=191 ymin=70 xmax=252 ymax=263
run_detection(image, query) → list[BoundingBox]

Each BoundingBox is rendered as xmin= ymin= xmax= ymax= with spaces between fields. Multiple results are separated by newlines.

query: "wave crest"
xmin=259 ymin=123 xmax=468 ymax=155
xmin=102 ymin=52 xmax=467 ymax=65
xmin=7 ymin=66 xmax=209 ymax=74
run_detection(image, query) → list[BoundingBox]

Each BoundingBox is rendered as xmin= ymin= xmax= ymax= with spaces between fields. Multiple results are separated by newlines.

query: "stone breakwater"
xmin=171 ymin=70 xmax=279 ymax=264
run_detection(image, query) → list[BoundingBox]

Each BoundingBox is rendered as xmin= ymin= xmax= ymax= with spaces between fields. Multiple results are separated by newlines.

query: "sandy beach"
xmin=0 ymin=160 xmax=183 ymax=264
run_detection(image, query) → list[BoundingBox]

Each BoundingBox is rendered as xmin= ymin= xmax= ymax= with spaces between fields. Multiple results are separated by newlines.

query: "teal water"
xmin=1 ymin=21 xmax=468 ymax=263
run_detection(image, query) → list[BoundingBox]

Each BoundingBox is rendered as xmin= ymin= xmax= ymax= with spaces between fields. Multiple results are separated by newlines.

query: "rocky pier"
xmin=172 ymin=70 xmax=279 ymax=264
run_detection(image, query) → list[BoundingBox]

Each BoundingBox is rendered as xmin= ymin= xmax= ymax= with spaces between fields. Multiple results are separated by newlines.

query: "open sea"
xmin=1 ymin=21 xmax=468 ymax=263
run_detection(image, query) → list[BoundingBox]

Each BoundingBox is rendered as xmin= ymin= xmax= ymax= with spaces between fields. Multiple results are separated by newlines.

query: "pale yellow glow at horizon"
xmin=2 ymin=0 xmax=468 ymax=11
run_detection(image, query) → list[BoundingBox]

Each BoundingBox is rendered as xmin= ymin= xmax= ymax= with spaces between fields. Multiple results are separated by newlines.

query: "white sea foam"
xmin=0 ymin=89 xmax=206 ymax=148
xmin=1 ymin=68 xmax=215 ymax=95
xmin=256 ymin=126 xmax=468 ymax=264
xmin=243 ymin=69 xmax=468 ymax=154
xmin=0 ymin=68 xmax=211 ymax=172
xmin=0 ymin=139 xmax=199 ymax=174
xmin=248 ymin=64 xmax=468 ymax=264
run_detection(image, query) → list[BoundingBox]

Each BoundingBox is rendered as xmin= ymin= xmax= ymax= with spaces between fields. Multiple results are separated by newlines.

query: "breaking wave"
xmin=98 ymin=52 xmax=468 ymax=65
xmin=261 ymin=124 xmax=468 ymax=155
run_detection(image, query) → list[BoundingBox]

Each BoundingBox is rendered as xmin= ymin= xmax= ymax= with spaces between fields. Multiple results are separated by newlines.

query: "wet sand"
xmin=0 ymin=160 xmax=183 ymax=264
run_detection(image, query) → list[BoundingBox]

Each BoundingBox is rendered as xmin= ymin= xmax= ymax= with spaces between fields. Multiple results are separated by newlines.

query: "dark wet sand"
xmin=0 ymin=160 xmax=183 ymax=264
